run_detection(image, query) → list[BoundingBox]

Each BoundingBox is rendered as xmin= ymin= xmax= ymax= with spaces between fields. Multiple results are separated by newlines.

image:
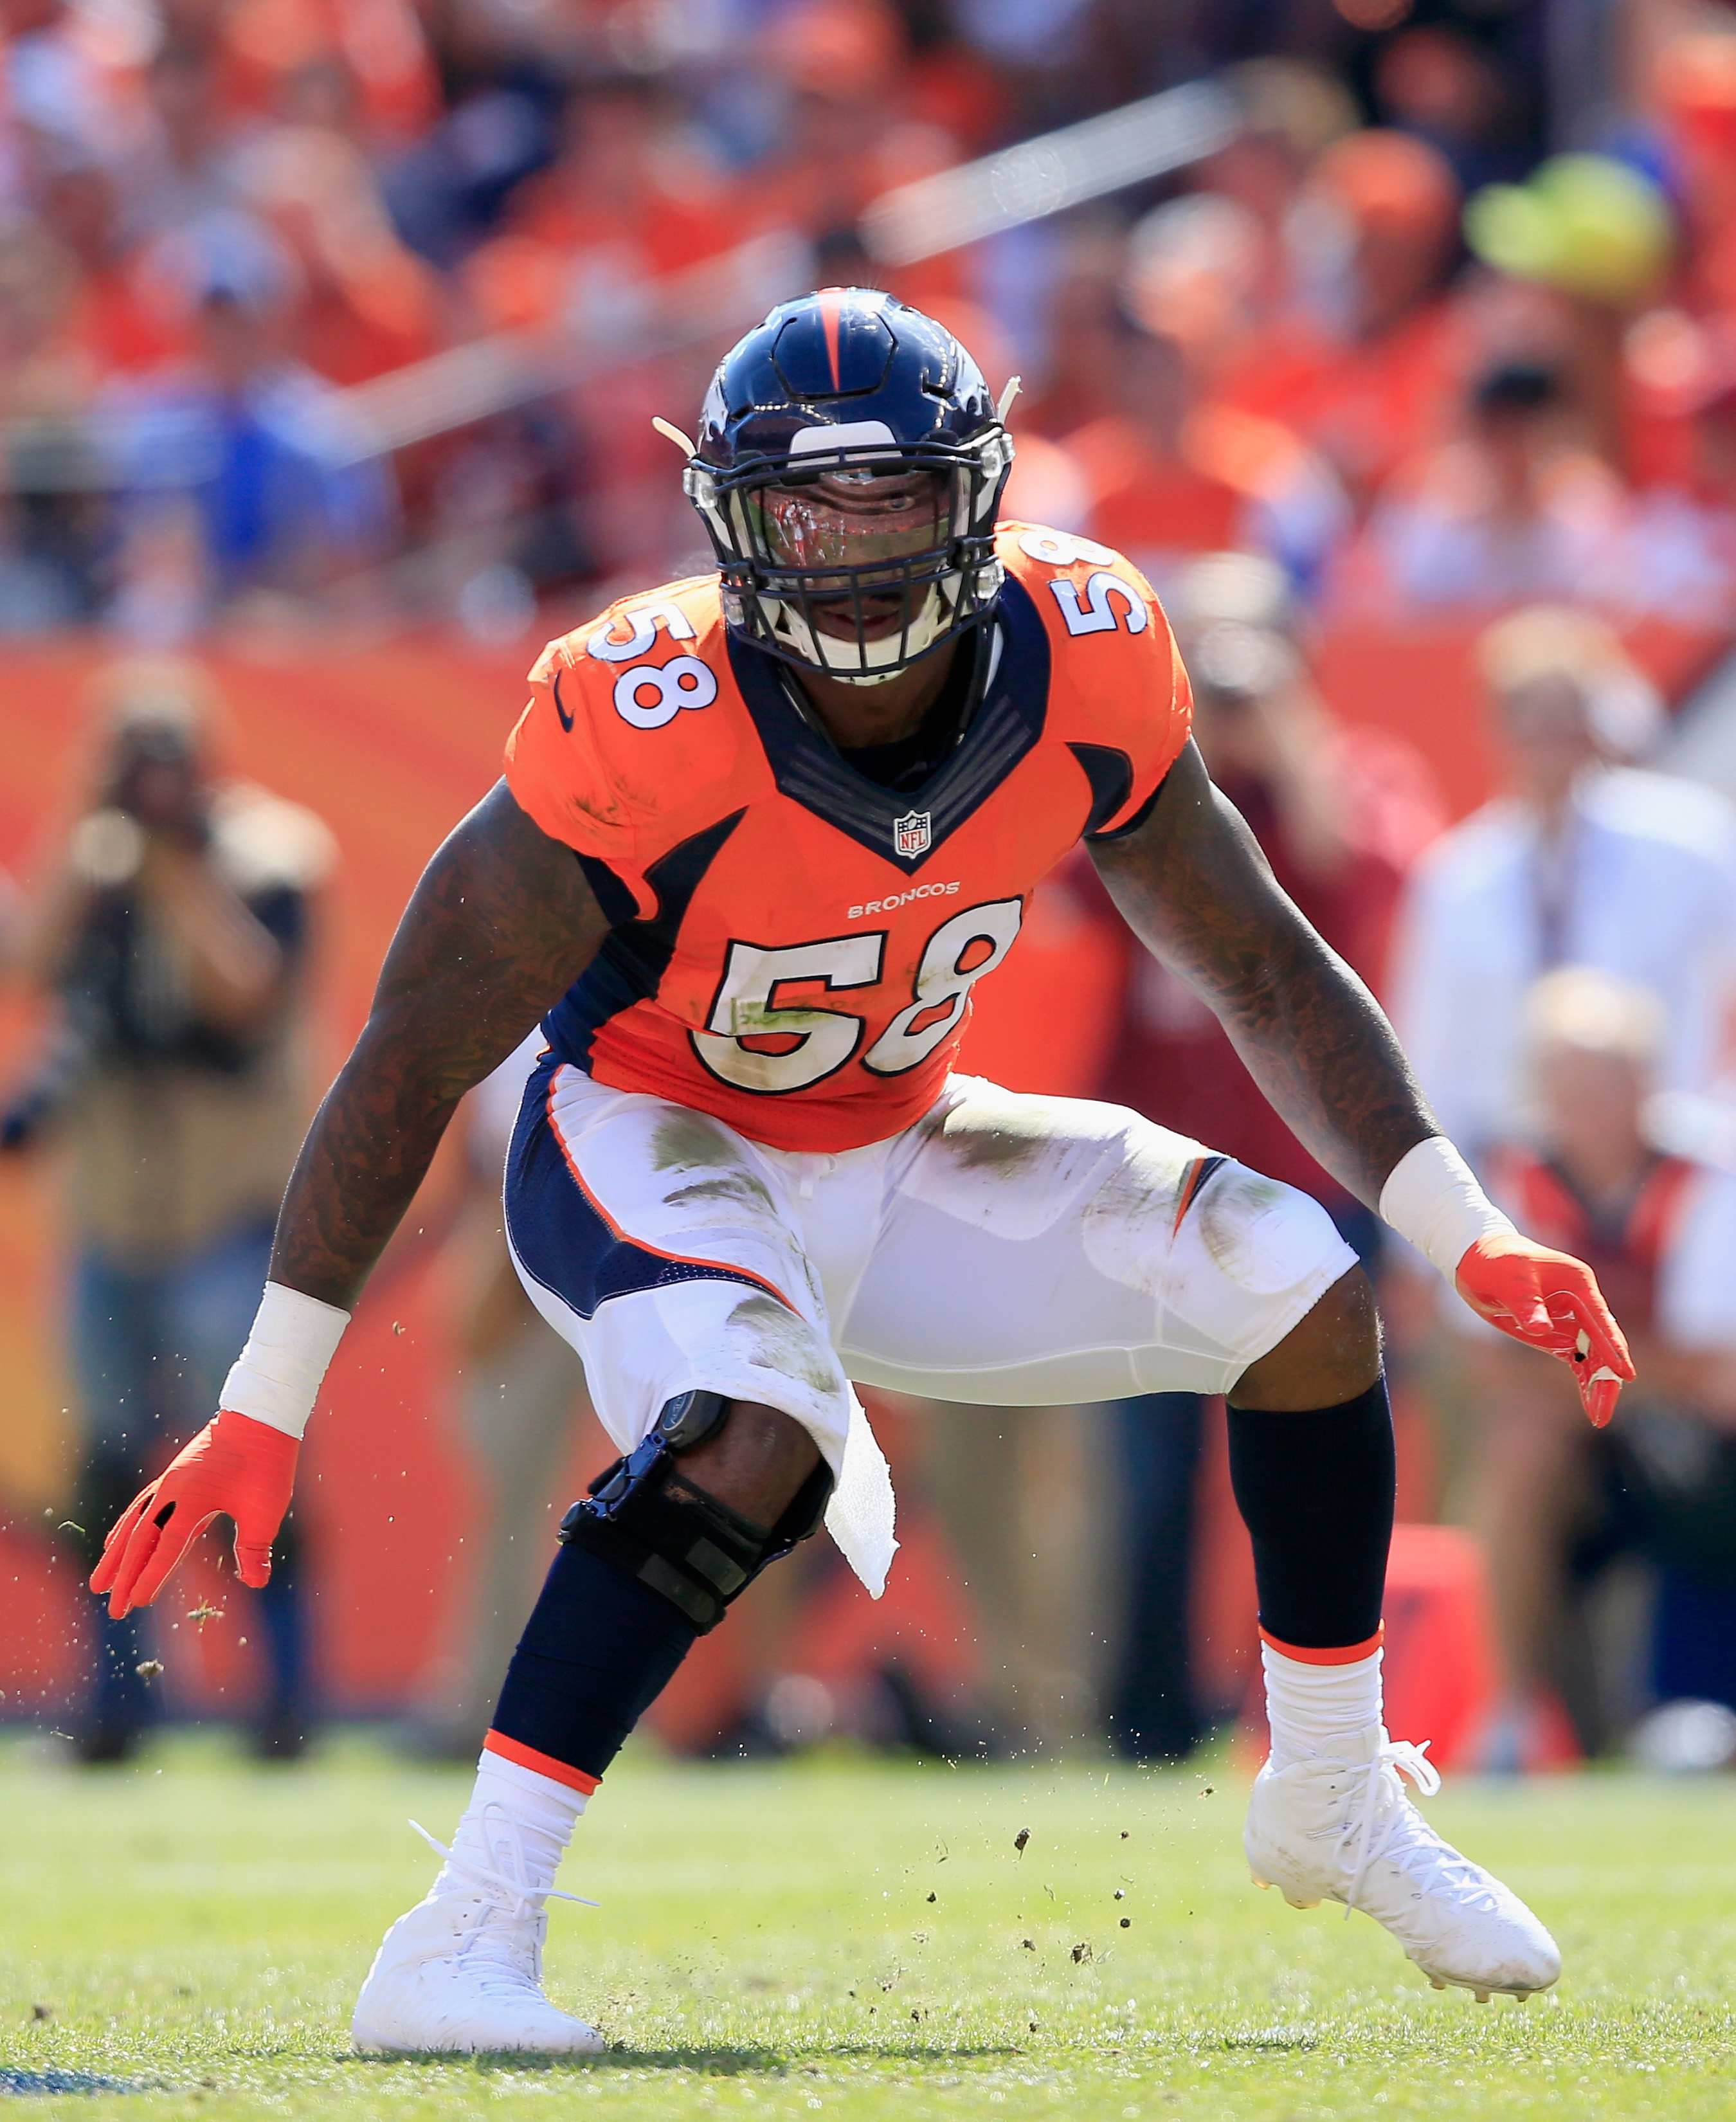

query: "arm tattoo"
xmin=1090 ymin=741 xmax=1438 ymax=1208
xmin=271 ymin=781 xmax=610 ymax=1308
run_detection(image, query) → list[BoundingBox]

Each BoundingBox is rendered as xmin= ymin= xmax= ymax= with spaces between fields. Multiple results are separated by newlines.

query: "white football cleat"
xmin=1245 ymin=1725 xmax=1561 ymax=2001
xmin=352 ymin=1813 xmax=604 ymax=2054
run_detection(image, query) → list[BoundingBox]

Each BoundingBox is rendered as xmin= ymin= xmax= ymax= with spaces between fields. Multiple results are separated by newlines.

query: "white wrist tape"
xmin=1378 ymin=1136 xmax=1516 ymax=1281
xmin=220 ymin=1281 xmax=352 ymax=1440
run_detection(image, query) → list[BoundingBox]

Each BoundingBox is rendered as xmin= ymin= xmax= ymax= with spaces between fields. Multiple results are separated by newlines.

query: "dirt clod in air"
xmin=134 ymin=1660 xmax=163 ymax=1680
xmin=1013 ymin=1828 xmax=1030 ymax=1854
xmin=1071 ymin=1943 xmax=1092 ymax=1964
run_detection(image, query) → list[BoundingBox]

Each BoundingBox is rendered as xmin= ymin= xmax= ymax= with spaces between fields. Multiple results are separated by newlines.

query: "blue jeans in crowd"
xmin=68 ymin=1214 xmax=309 ymax=1752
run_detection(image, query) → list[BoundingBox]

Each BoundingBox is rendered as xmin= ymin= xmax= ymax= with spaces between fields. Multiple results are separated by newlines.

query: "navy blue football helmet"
xmin=680 ymin=287 xmax=1015 ymax=684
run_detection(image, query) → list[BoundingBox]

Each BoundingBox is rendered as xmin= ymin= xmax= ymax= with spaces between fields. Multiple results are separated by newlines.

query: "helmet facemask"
xmin=687 ymin=429 xmax=1012 ymax=684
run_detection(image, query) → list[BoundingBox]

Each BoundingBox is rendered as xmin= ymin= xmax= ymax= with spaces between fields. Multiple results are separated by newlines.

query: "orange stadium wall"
xmin=0 ymin=611 xmax=1709 ymax=1728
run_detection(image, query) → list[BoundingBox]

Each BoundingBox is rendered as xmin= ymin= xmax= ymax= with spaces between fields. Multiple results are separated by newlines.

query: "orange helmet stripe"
xmin=818 ymin=286 xmax=844 ymax=392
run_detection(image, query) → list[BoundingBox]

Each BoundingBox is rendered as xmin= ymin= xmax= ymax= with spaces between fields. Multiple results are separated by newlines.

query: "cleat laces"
xmin=408 ymin=1810 xmax=598 ymax=1919
xmin=1308 ymin=1738 xmax=1500 ymax=1920
xmin=409 ymin=1809 xmax=597 ymax=2005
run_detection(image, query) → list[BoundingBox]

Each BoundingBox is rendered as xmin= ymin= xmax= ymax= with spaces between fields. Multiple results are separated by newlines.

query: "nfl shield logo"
xmin=894 ymin=810 xmax=932 ymax=858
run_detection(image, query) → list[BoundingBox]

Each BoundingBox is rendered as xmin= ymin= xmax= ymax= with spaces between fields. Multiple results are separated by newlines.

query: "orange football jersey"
xmin=504 ymin=521 xmax=1191 ymax=1154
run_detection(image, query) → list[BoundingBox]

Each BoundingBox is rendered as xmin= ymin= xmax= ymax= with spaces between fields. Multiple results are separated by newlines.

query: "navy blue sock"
xmin=490 ymin=1539 xmax=699 ymax=1784
xmin=1225 ymin=1374 xmax=1395 ymax=1652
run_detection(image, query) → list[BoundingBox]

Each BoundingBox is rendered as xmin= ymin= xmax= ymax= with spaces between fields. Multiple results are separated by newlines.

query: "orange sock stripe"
xmin=484 ymin=1730 xmax=599 ymax=1794
xmin=1259 ymin=1624 xmax=1384 ymax=1665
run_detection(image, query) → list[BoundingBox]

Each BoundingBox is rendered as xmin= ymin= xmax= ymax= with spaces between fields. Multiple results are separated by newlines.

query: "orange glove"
xmin=1454 ymin=1232 xmax=1636 ymax=1427
xmin=89 ymin=1410 xmax=298 ymax=1619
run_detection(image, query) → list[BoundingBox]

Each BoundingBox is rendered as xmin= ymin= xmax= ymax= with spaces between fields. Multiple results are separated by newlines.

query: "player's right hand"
xmin=1454 ymin=1233 xmax=1634 ymax=1428
xmin=89 ymin=1410 xmax=298 ymax=1618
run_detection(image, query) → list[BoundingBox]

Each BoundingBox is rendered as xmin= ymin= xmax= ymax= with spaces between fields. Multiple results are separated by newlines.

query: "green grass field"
xmin=2 ymin=1736 xmax=1733 ymax=2121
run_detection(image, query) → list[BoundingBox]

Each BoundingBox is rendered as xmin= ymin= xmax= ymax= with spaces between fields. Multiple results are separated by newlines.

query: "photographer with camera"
xmin=5 ymin=658 xmax=332 ymax=1761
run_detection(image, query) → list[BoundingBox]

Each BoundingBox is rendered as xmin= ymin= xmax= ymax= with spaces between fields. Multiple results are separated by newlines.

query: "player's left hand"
xmin=1454 ymin=1232 xmax=1635 ymax=1426
xmin=89 ymin=1410 xmax=298 ymax=1618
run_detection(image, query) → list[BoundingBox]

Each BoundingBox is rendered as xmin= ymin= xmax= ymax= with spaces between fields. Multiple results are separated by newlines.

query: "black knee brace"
xmin=557 ymin=1392 xmax=833 ymax=1634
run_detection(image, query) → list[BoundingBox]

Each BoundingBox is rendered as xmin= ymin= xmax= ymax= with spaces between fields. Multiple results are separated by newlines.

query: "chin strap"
xmin=826 ymin=664 xmax=909 ymax=689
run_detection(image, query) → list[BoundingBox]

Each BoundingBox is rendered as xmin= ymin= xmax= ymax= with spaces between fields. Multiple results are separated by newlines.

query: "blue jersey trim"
xmin=505 ymin=1052 xmax=785 ymax=1318
xmin=543 ymin=809 xmax=746 ymax=1071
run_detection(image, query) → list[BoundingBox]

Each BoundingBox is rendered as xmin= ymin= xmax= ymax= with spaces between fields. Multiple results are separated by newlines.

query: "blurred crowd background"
xmin=6 ymin=0 xmax=1736 ymax=1780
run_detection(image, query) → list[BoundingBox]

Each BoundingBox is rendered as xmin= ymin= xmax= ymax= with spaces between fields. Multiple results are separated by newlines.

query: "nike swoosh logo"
xmin=554 ymin=669 xmax=574 ymax=732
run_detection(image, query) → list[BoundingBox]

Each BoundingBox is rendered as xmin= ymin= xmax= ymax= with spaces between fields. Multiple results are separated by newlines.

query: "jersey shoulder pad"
xmin=532 ymin=572 xmax=725 ymax=684
xmin=996 ymin=521 xmax=1191 ymax=836
xmin=506 ymin=574 xmax=749 ymax=867
xmin=998 ymin=519 xmax=1166 ymax=660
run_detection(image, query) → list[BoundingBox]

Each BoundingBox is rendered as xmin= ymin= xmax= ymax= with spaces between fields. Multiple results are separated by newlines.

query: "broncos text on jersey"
xmin=503 ymin=522 xmax=1192 ymax=1154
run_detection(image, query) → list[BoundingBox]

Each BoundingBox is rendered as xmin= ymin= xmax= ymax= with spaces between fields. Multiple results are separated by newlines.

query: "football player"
xmin=91 ymin=290 xmax=1631 ymax=2051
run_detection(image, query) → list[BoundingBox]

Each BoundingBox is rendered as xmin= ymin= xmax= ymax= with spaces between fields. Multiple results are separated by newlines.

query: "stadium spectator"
xmin=1191 ymin=59 xmax=1359 ymax=317
xmin=37 ymin=152 xmax=188 ymax=383
xmin=1370 ymin=23 xmax=1534 ymax=197
xmin=0 ymin=212 xmax=109 ymax=629
xmin=1231 ymin=129 xmax=1469 ymax=511
xmin=118 ymin=37 xmax=247 ymax=244
xmin=376 ymin=40 xmax=562 ymax=271
xmin=231 ymin=64 xmax=444 ymax=387
xmin=737 ymin=0 xmax=921 ymax=247
xmin=1461 ymin=153 xmax=1676 ymax=479
xmin=1 ymin=658 xmax=333 ymax=1762
xmin=1094 ymin=552 xmax=1441 ymax=1761
xmin=1608 ymin=314 xmax=1736 ymax=628
xmin=1454 ymin=968 xmax=1736 ymax=1766
xmin=1391 ymin=605 xmax=1736 ymax=1167
xmin=1121 ymin=191 xmax=1270 ymax=401
xmin=1658 ymin=29 xmax=1736 ymax=329
xmin=1066 ymin=299 xmax=1348 ymax=595
xmin=460 ymin=75 xmax=739 ymax=338
xmin=1016 ymin=216 xmax=1128 ymax=441
xmin=1346 ymin=358 xmax=1630 ymax=617
xmin=103 ymin=211 xmax=397 ymax=639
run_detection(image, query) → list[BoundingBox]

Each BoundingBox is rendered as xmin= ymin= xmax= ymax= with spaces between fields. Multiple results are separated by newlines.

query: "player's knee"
xmin=558 ymin=1393 xmax=831 ymax=1635
xmin=678 ymin=1399 xmax=821 ymax=1525
xmin=1229 ymin=1265 xmax=1381 ymax=1411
